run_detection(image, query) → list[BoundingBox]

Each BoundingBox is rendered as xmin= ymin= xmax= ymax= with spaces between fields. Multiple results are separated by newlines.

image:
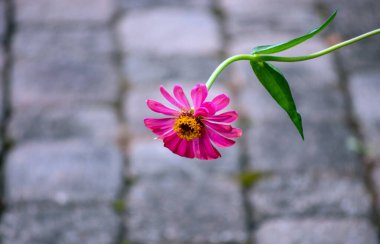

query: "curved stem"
xmin=206 ymin=28 xmax=380 ymax=89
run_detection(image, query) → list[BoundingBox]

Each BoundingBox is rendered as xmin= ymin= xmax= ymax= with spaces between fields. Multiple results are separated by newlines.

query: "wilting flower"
xmin=144 ymin=84 xmax=242 ymax=160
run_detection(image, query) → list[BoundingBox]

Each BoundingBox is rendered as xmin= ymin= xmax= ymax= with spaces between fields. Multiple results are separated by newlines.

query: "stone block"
xmin=0 ymin=49 xmax=4 ymax=118
xmin=318 ymin=0 xmax=380 ymax=37
xmin=318 ymin=0 xmax=380 ymax=70
xmin=254 ymin=218 xmax=378 ymax=244
xmin=250 ymin=171 xmax=371 ymax=222
xmin=0 ymin=81 xmax=3 ymax=148
xmin=350 ymin=70 xmax=380 ymax=159
xmin=10 ymin=105 xmax=118 ymax=143
xmin=350 ymin=70 xmax=380 ymax=122
xmin=16 ymin=0 xmax=114 ymax=24
xmin=0 ymin=44 xmax=4 ymax=149
xmin=128 ymin=174 xmax=246 ymax=243
xmin=12 ymin=59 xmax=118 ymax=106
xmin=360 ymin=123 xmax=380 ymax=160
xmin=13 ymin=26 xmax=113 ymax=62
xmin=219 ymin=0 xmax=319 ymax=35
xmin=371 ymin=165 xmax=380 ymax=211
xmin=123 ymin=54 xmax=222 ymax=86
xmin=11 ymin=26 xmax=118 ymax=106
xmin=0 ymin=0 xmax=5 ymax=41
xmin=117 ymin=8 xmax=221 ymax=57
xmin=0 ymin=203 xmax=119 ymax=244
xmin=118 ymin=0 xmax=211 ymax=10
xmin=248 ymin=121 xmax=360 ymax=174
xmin=5 ymin=140 xmax=123 ymax=204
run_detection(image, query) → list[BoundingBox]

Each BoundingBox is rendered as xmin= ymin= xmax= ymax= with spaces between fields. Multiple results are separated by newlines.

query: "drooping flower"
xmin=144 ymin=84 xmax=242 ymax=160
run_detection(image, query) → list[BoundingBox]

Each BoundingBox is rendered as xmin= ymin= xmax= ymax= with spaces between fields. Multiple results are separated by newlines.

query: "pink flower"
xmin=144 ymin=84 xmax=242 ymax=160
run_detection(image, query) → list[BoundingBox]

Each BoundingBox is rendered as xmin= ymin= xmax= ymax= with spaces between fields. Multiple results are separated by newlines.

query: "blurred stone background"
xmin=0 ymin=0 xmax=379 ymax=243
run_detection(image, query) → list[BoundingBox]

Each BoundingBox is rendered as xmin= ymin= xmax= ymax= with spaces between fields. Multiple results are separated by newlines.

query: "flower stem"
xmin=206 ymin=28 xmax=380 ymax=89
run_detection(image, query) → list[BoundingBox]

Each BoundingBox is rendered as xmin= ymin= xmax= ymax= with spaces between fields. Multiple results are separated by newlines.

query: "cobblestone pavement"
xmin=0 ymin=0 xmax=379 ymax=243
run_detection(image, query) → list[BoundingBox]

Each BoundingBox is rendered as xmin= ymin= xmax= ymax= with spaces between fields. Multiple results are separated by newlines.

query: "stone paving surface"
xmin=1 ymin=203 xmax=120 ymax=244
xmin=0 ymin=0 xmax=380 ymax=243
xmin=255 ymin=218 xmax=378 ymax=244
xmin=0 ymin=0 xmax=6 ymax=152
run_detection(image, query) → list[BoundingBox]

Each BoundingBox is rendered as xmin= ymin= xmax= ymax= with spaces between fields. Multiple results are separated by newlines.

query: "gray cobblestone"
xmin=350 ymin=70 xmax=380 ymax=159
xmin=13 ymin=26 xmax=113 ymax=62
xmin=319 ymin=0 xmax=380 ymax=37
xmin=5 ymin=141 xmax=123 ymax=204
xmin=0 ymin=46 xmax=3 ymax=70
xmin=0 ymin=91 xmax=2 ymax=112
xmin=129 ymin=139 xmax=239 ymax=176
xmin=10 ymin=105 xmax=118 ymax=143
xmin=248 ymin=121 xmax=360 ymax=174
xmin=0 ymin=203 xmax=119 ymax=244
xmin=319 ymin=0 xmax=380 ymax=70
xmin=118 ymin=0 xmax=211 ymax=10
xmin=0 ymin=77 xmax=3 ymax=149
xmin=250 ymin=171 xmax=371 ymax=222
xmin=128 ymin=174 xmax=246 ymax=243
xmin=0 ymin=47 xmax=4 ymax=120
xmin=12 ymin=26 xmax=118 ymax=106
xmin=372 ymin=165 xmax=380 ymax=211
xmin=254 ymin=218 xmax=378 ymax=244
xmin=219 ymin=0 xmax=319 ymax=35
xmin=12 ymin=59 xmax=118 ymax=106
xmin=117 ymin=8 xmax=221 ymax=57
xmin=16 ymin=0 xmax=114 ymax=24
xmin=350 ymin=70 xmax=380 ymax=122
xmin=0 ymin=33 xmax=4 ymax=151
xmin=123 ymin=54 xmax=222 ymax=86
xmin=0 ymin=0 xmax=5 ymax=41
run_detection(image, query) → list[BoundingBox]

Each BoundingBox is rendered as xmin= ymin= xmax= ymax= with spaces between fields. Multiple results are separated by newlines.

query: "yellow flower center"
xmin=173 ymin=112 xmax=203 ymax=141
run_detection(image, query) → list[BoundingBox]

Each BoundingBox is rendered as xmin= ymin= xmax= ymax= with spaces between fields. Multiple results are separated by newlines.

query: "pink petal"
xmin=201 ymin=102 xmax=216 ymax=116
xmin=194 ymin=107 xmax=209 ymax=117
xmin=163 ymin=133 xmax=181 ymax=153
xmin=175 ymin=139 xmax=195 ymax=158
xmin=194 ymin=130 xmax=221 ymax=160
xmin=173 ymin=85 xmax=191 ymax=110
xmin=211 ymin=94 xmax=230 ymax=112
xmin=156 ymin=129 xmax=175 ymax=140
xmin=160 ymin=86 xmax=185 ymax=110
xmin=204 ymin=121 xmax=242 ymax=139
xmin=207 ymin=128 xmax=235 ymax=148
xmin=206 ymin=111 xmax=238 ymax=123
xmin=193 ymin=139 xmax=202 ymax=159
xmin=164 ymin=133 xmax=195 ymax=159
xmin=144 ymin=118 xmax=175 ymax=136
xmin=147 ymin=99 xmax=180 ymax=116
xmin=185 ymin=141 xmax=195 ymax=158
xmin=191 ymin=84 xmax=208 ymax=109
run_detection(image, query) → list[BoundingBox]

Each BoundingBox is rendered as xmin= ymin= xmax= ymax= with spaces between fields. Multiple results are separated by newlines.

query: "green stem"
xmin=206 ymin=28 xmax=380 ymax=89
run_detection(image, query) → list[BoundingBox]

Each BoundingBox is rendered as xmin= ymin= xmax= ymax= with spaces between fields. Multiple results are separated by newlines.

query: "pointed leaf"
xmin=252 ymin=11 xmax=337 ymax=55
xmin=250 ymin=61 xmax=304 ymax=139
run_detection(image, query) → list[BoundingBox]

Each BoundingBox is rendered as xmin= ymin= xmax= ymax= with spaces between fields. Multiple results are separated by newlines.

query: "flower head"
xmin=144 ymin=84 xmax=242 ymax=160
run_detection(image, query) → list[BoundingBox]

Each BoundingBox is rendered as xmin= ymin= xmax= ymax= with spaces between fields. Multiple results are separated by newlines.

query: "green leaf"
xmin=250 ymin=61 xmax=304 ymax=139
xmin=251 ymin=11 xmax=337 ymax=55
